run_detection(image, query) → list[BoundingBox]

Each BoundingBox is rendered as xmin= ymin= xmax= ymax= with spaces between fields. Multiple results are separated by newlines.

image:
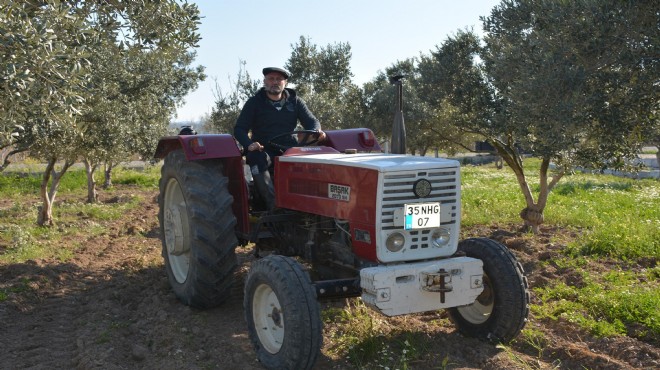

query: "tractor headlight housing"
xmin=431 ymin=228 xmax=451 ymax=248
xmin=385 ymin=232 xmax=406 ymax=252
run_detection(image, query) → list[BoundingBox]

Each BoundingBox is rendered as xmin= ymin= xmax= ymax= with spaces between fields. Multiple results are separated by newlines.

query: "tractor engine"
xmin=262 ymin=212 xmax=365 ymax=279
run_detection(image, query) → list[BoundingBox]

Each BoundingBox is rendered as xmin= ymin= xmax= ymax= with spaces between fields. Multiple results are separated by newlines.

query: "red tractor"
xmin=154 ymin=128 xmax=529 ymax=369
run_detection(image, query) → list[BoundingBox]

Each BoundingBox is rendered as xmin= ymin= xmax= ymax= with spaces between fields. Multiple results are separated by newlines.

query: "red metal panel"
xmin=154 ymin=134 xmax=242 ymax=160
xmin=323 ymin=128 xmax=382 ymax=153
xmin=275 ymin=158 xmax=379 ymax=261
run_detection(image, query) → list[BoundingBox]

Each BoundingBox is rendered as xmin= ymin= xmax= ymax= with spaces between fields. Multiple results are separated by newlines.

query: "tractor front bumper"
xmin=360 ymin=257 xmax=484 ymax=316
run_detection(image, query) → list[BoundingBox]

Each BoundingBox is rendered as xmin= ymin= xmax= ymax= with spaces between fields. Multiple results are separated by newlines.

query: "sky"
xmin=174 ymin=0 xmax=502 ymax=123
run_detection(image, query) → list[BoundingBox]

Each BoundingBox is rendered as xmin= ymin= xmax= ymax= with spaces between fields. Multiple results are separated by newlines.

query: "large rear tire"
xmin=448 ymin=238 xmax=529 ymax=342
xmin=244 ymin=255 xmax=322 ymax=370
xmin=158 ymin=150 xmax=238 ymax=308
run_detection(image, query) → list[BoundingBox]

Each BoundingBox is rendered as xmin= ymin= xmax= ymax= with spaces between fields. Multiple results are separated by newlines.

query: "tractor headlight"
xmin=431 ymin=228 xmax=451 ymax=248
xmin=385 ymin=232 xmax=405 ymax=252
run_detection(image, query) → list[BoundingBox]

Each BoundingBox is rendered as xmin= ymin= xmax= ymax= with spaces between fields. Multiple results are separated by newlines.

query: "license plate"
xmin=404 ymin=202 xmax=441 ymax=230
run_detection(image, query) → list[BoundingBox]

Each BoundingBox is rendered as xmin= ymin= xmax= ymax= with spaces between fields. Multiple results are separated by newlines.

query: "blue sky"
xmin=175 ymin=0 xmax=502 ymax=122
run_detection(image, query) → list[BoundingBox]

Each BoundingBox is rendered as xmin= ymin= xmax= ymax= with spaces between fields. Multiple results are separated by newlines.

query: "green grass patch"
xmin=0 ymin=172 xmax=42 ymax=196
xmin=461 ymin=165 xmax=526 ymax=226
xmin=55 ymin=196 xmax=143 ymax=221
xmin=547 ymin=176 xmax=660 ymax=259
xmin=533 ymin=260 xmax=660 ymax=341
xmin=111 ymin=165 xmax=160 ymax=188
xmin=0 ymin=165 xmax=153 ymax=264
xmin=462 ymin=159 xmax=659 ymax=341
xmin=323 ymin=301 xmax=428 ymax=369
xmin=462 ymin=162 xmax=660 ymax=260
xmin=0 ymin=223 xmax=80 ymax=263
xmin=0 ymin=163 xmax=160 ymax=198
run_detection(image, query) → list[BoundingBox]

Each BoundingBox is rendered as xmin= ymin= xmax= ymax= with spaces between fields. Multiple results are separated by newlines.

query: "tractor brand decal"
xmin=328 ymin=183 xmax=351 ymax=201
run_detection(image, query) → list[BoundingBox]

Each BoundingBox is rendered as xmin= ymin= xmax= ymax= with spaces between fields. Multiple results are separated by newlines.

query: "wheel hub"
xmin=456 ymin=274 xmax=494 ymax=324
xmin=163 ymin=177 xmax=191 ymax=284
xmin=164 ymin=205 xmax=186 ymax=255
xmin=270 ymin=306 xmax=282 ymax=327
xmin=253 ymin=284 xmax=285 ymax=354
xmin=476 ymin=281 xmax=494 ymax=306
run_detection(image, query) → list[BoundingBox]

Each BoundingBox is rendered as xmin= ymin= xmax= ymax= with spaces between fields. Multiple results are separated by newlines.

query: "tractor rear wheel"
xmin=244 ymin=255 xmax=322 ymax=370
xmin=448 ymin=238 xmax=529 ymax=343
xmin=158 ymin=150 xmax=238 ymax=308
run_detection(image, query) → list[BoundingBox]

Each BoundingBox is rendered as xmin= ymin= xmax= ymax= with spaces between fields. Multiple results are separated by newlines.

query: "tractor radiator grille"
xmin=380 ymin=169 xmax=459 ymax=240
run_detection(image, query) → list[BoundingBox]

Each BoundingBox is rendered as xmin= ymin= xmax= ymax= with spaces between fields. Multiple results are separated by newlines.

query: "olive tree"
xmin=419 ymin=0 xmax=658 ymax=232
xmin=285 ymin=36 xmax=363 ymax=130
xmin=0 ymin=1 xmax=91 ymax=171
xmin=363 ymin=58 xmax=474 ymax=155
xmin=208 ymin=61 xmax=260 ymax=134
xmin=2 ymin=1 xmax=204 ymax=223
xmin=81 ymin=46 xmax=204 ymax=201
xmin=1 ymin=1 xmax=96 ymax=225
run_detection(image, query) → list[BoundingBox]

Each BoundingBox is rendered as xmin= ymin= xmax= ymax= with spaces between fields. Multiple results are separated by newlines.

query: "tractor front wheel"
xmin=244 ymin=255 xmax=322 ymax=370
xmin=448 ymin=238 xmax=529 ymax=342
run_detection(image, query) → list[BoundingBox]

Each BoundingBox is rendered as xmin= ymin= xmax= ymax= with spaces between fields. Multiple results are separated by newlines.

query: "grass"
xmin=460 ymin=158 xmax=660 ymax=345
xmin=461 ymin=159 xmax=660 ymax=259
xmin=533 ymin=264 xmax=660 ymax=340
xmin=323 ymin=300 xmax=430 ymax=369
xmin=0 ymin=163 xmax=160 ymax=264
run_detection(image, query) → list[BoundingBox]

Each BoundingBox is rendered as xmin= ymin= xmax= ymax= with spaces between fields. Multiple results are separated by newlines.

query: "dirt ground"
xmin=0 ymin=185 xmax=658 ymax=369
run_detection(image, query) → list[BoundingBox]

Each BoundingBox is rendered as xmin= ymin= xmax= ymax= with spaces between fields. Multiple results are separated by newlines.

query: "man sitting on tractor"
xmin=234 ymin=66 xmax=325 ymax=211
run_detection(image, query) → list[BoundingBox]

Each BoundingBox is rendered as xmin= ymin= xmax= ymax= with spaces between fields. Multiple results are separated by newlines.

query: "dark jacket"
xmin=234 ymin=87 xmax=320 ymax=150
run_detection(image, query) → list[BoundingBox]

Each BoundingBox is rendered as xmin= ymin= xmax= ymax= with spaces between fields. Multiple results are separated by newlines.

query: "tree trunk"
xmin=490 ymin=139 xmax=564 ymax=234
xmin=103 ymin=162 xmax=114 ymax=189
xmin=37 ymin=160 xmax=55 ymax=226
xmin=519 ymin=205 xmax=544 ymax=233
xmin=84 ymin=158 xmax=98 ymax=203
xmin=37 ymin=158 xmax=73 ymax=226
xmin=518 ymin=158 xmax=565 ymax=233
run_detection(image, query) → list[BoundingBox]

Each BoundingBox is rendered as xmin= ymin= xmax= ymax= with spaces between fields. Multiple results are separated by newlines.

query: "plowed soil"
xmin=1 ymin=185 xmax=658 ymax=369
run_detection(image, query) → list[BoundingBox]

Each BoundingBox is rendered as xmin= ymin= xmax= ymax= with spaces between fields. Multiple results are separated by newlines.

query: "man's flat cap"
xmin=262 ymin=67 xmax=290 ymax=79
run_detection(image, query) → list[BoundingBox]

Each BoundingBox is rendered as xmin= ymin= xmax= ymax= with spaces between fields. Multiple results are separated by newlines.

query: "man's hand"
xmin=248 ymin=142 xmax=263 ymax=151
xmin=318 ymin=130 xmax=327 ymax=142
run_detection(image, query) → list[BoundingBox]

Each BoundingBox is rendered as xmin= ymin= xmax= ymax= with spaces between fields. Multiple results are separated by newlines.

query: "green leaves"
xmin=1 ymin=1 xmax=204 ymax=224
xmin=1 ymin=0 xmax=204 ymax=163
xmin=480 ymin=0 xmax=656 ymax=170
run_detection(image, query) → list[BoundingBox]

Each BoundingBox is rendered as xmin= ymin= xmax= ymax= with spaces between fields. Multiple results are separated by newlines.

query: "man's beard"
xmin=267 ymin=86 xmax=283 ymax=95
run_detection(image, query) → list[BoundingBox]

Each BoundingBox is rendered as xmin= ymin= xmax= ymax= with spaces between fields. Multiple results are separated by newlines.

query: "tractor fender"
xmin=154 ymin=134 xmax=250 ymax=237
xmin=154 ymin=134 xmax=242 ymax=160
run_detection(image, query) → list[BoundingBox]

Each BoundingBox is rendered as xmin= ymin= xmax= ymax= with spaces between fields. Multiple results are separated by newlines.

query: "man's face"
xmin=264 ymin=72 xmax=287 ymax=95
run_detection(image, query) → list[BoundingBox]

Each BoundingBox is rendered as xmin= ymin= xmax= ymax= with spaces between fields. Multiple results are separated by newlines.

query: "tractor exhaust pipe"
xmin=390 ymin=74 xmax=406 ymax=154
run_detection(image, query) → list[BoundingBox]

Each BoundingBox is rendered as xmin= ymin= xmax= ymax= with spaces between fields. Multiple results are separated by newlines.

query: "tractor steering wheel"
xmin=267 ymin=130 xmax=322 ymax=151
